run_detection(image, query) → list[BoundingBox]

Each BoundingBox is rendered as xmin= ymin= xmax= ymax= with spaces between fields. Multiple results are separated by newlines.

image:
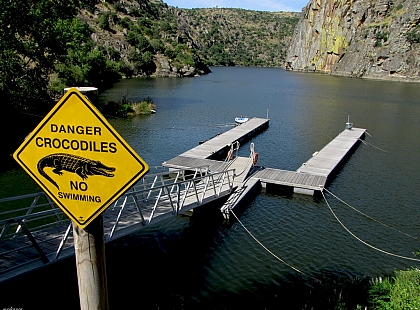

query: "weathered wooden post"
xmin=73 ymin=215 xmax=109 ymax=310
xmin=13 ymin=87 xmax=148 ymax=309
xmin=62 ymin=87 xmax=108 ymax=309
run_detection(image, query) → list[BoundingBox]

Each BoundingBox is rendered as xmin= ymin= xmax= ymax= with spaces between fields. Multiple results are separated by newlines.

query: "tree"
xmin=97 ymin=11 xmax=110 ymax=30
xmin=126 ymin=30 xmax=154 ymax=53
xmin=55 ymin=40 xmax=121 ymax=90
xmin=141 ymin=51 xmax=156 ymax=76
xmin=0 ymin=0 xmax=99 ymax=113
xmin=127 ymin=48 xmax=156 ymax=76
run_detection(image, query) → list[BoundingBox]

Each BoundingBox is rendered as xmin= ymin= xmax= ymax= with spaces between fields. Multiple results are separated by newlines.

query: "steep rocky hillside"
xmin=78 ymin=0 xmax=209 ymax=77
xmin=79 ymin=1 xmax=299 ymax=77
xmin=173 ymin=8 xmax=299 ymax=67
xmin=285 ymin=0 xmax=420 ymax=82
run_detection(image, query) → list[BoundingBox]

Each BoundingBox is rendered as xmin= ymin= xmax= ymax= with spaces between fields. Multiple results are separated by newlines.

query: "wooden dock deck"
xmin=252 ymin=127 xmax=366 ymax=195
xmin=167 ymin=117 xmax=269 ymax=162
xmin=253 ymin=168 xmax=327 ymax=191
xmin=296 ymin=127 xmax=366 ymax=177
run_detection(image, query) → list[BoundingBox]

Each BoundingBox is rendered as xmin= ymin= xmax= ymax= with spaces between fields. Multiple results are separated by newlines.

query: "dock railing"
xmin=225 ymin=141 xmax=240 ymax=162
xmin=0 ymin=166 xmax=236 ymax=281
xmin=0 ymin=192 xmax=69 ymax=263
xmin=108 ymin=166 xmax=235 ymax=236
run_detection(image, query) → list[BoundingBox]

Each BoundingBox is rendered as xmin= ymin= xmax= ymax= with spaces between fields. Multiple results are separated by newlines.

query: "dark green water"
xmin=1 ymin=67 xmax=420 ymax=309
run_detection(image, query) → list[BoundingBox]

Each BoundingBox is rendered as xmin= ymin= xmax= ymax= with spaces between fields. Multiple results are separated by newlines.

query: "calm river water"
xmin=2 ymin=67 xmax=420 ymax=309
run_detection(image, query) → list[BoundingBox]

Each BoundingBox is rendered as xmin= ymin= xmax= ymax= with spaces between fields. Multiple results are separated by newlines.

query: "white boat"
xmin=235 ymin=117 xmax=249 ymax=125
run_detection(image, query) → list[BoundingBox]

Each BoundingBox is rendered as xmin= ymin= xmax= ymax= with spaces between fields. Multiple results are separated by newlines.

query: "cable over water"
xmin=359 ymin=139 xmax=389 ymax=153
xmin=321 ymin=191 xmax=420 ymax=262
xmin=229 ymin=209 xmax=320 ymax=282
xmin=324 ymin=188 xmax=419 ymax=240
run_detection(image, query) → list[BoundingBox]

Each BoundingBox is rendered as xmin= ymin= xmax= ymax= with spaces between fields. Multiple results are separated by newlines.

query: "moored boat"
xmin=235 ymin=117 xmax=249 ymax=125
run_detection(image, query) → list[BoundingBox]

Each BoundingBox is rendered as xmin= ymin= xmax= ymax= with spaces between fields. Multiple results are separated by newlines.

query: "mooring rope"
xmin=210 ymin=123 xmax=236 ymax=128
xmin=321 ymin=190 xmax=420 ymax=262
xmin=324 ymin=188 xmax=419 ymax=240
xmin=22 ymin=112 xmax=45 ymax=118
xmin=229 ymin=209 xmax=319 ymax=281
xmin=359 ymin=138 xmax=389 ymax=153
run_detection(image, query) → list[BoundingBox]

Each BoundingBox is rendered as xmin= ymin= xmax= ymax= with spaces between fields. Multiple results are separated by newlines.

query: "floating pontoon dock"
xmin=0 ymin=117 xmax=367 ymax=282
xmin=163 ymin=117 xmax=269 ymax=167
xmin=164 ymin=117 xmax=365 ymax=196
xmin=253 ymin=126 xmax=366 ymax=195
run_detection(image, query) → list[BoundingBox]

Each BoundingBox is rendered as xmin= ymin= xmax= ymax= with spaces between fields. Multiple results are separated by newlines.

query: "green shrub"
xmin=102 ymin=96 xmax=155 ymax=117
xmin=118 ymin=16 xmax=133 ymax=29
xmin=369 ymin=269 xmax=420 ymax=309
xmin=407 ymin=26 xmax=420 ymax=43
xmin=97 ymin=11 xmax=110 ymax=30
xmin=129 ymin=98 xmax=156 ymax=115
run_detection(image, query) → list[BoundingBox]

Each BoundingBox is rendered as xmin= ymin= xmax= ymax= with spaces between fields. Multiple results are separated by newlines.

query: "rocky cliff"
xmin=78 ymin=1 xmax=299 ymax=79
xmin=285 ymin=0 xmax=420 ymax=82
xmin=79 ymin=0 xmax=210 ymax=78
xmin=173 ymin=8 xmax=299 ymax=67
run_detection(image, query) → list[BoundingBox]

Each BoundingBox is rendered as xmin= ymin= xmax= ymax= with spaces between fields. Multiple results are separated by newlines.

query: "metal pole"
xmin=73 ymin=215 xmax=109 ymax=310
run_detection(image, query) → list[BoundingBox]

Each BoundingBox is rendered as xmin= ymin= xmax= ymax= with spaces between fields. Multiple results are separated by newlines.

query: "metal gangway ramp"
xmin=0 ymin=166 xmax=235 ymax=282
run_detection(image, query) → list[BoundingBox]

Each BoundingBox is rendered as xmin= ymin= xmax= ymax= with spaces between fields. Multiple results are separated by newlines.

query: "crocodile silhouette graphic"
xmin=37 ymin=153 xmax=115 ymax=190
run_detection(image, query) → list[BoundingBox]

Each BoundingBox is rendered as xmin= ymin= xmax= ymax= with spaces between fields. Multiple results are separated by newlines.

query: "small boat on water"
xmin=235 ymin=117 xmax=249 ymax=125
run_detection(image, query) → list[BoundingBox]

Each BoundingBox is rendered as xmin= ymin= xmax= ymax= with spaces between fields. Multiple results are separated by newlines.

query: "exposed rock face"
xmin=79 ymin=1 xmax=210 ymax=79
xmin=173 ymin=8 xmax=299 ymax=67
xmin=285 ymin=0 xmax=420 ymax=82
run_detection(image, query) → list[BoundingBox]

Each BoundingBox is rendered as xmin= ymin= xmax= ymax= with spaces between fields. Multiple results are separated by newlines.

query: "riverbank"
xmin=286 ymin=67 xmax=420 ymax=83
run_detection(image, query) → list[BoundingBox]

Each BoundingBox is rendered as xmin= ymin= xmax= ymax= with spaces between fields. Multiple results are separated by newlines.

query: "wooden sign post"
xmin=73 ymin=215 xmax=108 ymax=309
xmin=13 ymin=87 xmax=149 ymax=310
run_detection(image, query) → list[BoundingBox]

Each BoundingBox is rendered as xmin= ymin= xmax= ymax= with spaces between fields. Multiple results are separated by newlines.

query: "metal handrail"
xmin=0 ymin=191 xmax=65 ymax=241
xmin=233 ymin=142 xmax=256 ymax=178
xmin=0 ymin=165 xmax=236 ymax=281
xmin=225 ymin=140 xmax=240 ymax=162
xmin=0 ymin=208 xmax=63 ymax=225
xmin=0 ymin=166 xmax=229 ymax=234
xmin=0 ymin=193 xmax=58 ymax=217
xmin=0 ymin=192 xmax=47 ymax=203
xmin=114 ymin=168 xmax=235 ymax=227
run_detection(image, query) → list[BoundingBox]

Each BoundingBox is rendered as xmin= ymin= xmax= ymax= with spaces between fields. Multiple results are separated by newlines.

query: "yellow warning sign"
xmin=13 ymin=87 xmax=149 ymax=228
